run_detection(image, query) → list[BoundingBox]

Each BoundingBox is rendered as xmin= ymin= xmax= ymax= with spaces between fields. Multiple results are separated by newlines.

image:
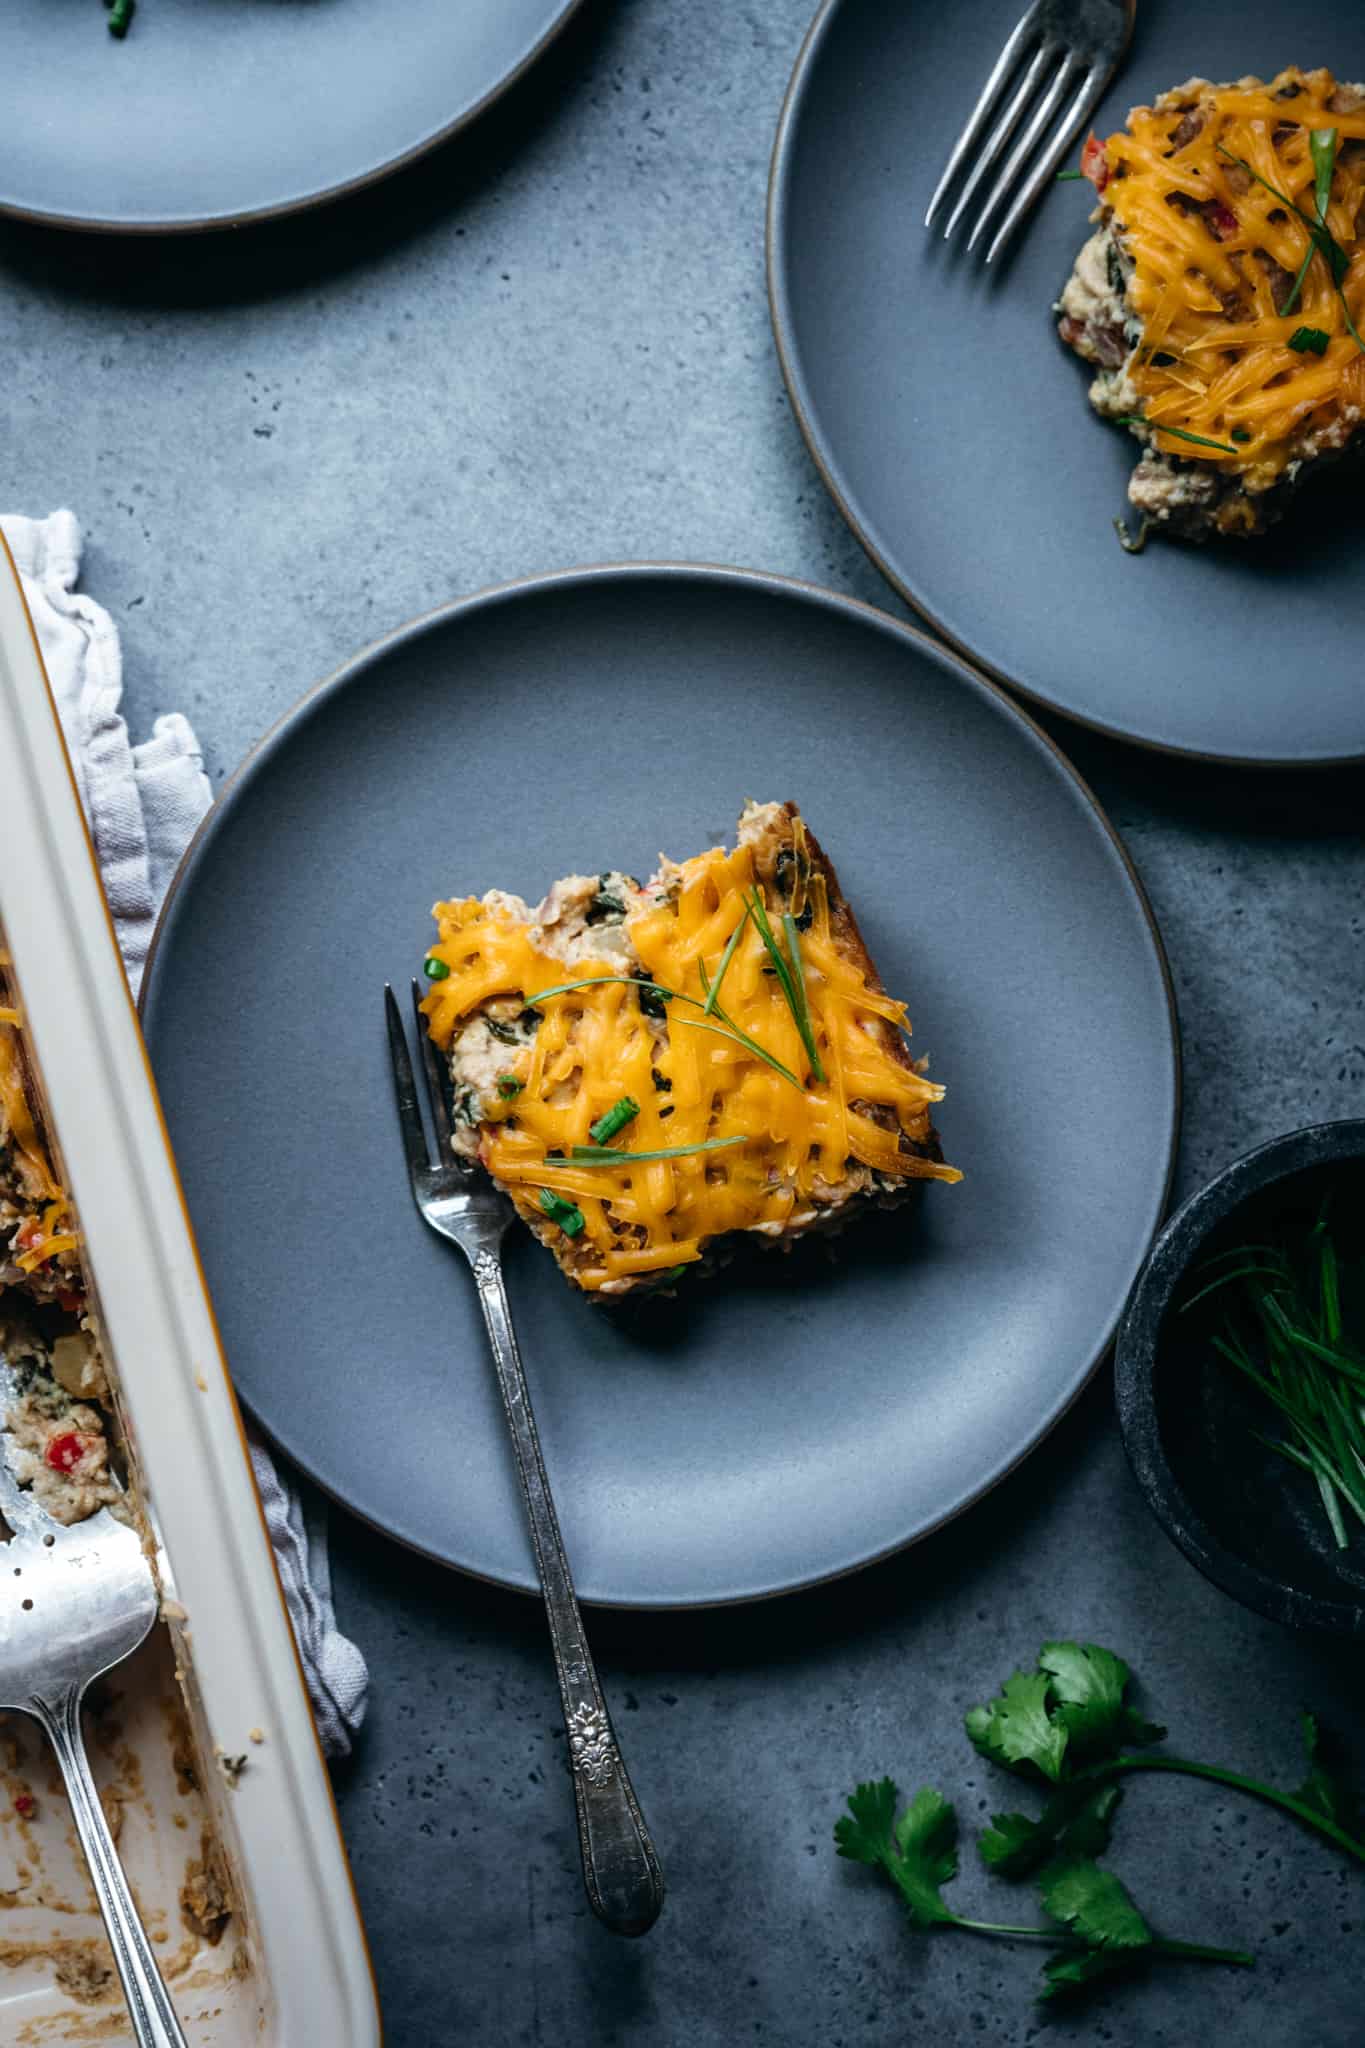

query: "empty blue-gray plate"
xmin=768 ymin=0 xmax=1365 ymax=764
xmin=140 ymin=566 xmax=1178 ymax=1606
xmin=0 ymin=0 xmax=581 ymax=231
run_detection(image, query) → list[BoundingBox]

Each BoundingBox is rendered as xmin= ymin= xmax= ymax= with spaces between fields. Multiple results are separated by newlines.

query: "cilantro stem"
xmin=1088 ymin=1756 xmax=1365 ymax=1865
xmin=953 ymin=1918 xmax=1249 ymax=1965
xmin=1151 ymin=1938 xmax=1254 ymax=1968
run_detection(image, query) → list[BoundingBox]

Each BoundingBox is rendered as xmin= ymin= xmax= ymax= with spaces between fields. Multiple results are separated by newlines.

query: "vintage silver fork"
xmin=0 ymin=1364 xmax=188 ymax=2048
xmin=383 ymin=983 xmax=664 ymax=1938
xmin=925 ymin=0 xmax=1134 ymax=262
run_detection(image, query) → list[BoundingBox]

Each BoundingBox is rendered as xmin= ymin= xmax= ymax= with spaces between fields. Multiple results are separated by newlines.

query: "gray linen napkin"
xmin=3 ymin=509 xmax=368 ymax=1760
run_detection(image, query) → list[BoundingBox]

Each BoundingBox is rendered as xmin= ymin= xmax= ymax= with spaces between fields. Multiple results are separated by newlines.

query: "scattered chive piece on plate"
xmin=107 ymin=0 xmax=135 ymax=36
xmin=537 ymin=1188 xmax=585 ymax=1237
xmin=590 ymin=1096 xmax=640 ymax=1146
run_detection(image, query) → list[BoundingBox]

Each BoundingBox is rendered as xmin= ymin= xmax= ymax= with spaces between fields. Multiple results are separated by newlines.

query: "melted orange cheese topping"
xmin=0 ymin=1011 xmax=61 ymax=1206
xmin=422 ymin=837 xmax=958 ymax=1290
xmin=1102 ymin=69 xmax=1365 ymax=480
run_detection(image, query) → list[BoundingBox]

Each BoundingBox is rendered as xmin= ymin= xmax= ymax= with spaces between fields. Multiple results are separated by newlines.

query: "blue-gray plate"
xmin=768 ymin=0 xmax=1365 ymax=764
xmin=140 ymin=566 xmax=1178 ymax=1606
xmin=0 ymin=0 xmax=581 ymax=232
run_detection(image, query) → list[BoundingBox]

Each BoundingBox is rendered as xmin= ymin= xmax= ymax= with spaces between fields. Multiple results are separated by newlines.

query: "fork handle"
xmin=470 ymin=1248 xmax=665 ymax=1937
xmin=31 ymin=1683 xmax=189 ymax=2048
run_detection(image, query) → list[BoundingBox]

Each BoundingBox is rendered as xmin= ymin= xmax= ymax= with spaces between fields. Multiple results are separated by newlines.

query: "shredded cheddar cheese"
xmin=0 ymin=1012 xmax=62 ymax=1205
xmin=422 ymin=828 xmax=958 ymax=1291
xmin=1101 ymin=69 xmax=1365 ymax=482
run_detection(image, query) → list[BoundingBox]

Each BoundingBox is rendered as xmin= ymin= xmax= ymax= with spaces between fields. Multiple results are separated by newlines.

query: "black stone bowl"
xmin=1115 ymin=1121 xmax=1365 ymax=1637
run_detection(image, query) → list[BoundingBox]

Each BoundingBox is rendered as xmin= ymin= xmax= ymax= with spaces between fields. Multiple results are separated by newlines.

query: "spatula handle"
xmin=31 ymin=1683 xmax=189 ymax=2048
xmin=470 ymin=1246 xmax=665 ymax=1937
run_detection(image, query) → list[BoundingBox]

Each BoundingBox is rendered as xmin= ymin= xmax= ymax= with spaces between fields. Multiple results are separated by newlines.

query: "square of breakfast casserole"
xmin=1057 ymin=67 xmax=1365 ymax=542
xmin=419 ymin=801 xmax=960 ymax=1298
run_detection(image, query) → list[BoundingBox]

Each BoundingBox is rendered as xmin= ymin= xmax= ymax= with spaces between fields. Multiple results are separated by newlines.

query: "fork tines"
xmin=924 ymin=0 xmax=1126 ymax=264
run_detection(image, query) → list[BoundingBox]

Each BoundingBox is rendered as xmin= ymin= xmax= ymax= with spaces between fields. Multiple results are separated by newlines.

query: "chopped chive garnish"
xmin=537 ymin=1188 xmax=585 ymax=1237
xmin=746 ymin=888 xmax=826 ymax=1084
xmin=496 ymin=1074 xmax=523 ymax=1099
xmin=1114 ymin=414 xmax=1239 ymax=455
xmin=781 ymin=909 xmax=825 ymax=1085
xmin=682 ymin=1004 xmax=803 ymax=1091
xmin=1216 ymin=135 xmax=1365 ymax=355
xmin=525 ymin=974 xmax=675 ymax=1007
xmin=525 ymin=969 xmax=803 ymax=1091
xmin=564 ymin=1136 xmax=746 ymax=1168
xmin=703 ymin=906 xmax=751 ymax=1016
xmin=1230 ymin=427 xmax=1252 ymax=443
xmin=1055 ymin=168 xmax=1084 ymax=181
xmin=423 ymin=955 xmax=451 ymax=981
xmin=108 ymin=0 xmax=134 ymax=35
xmin=1288 ymin=325 xmax=1331 ymax=355
xmin=590 ymin=1096 xmax=640 ymax=1146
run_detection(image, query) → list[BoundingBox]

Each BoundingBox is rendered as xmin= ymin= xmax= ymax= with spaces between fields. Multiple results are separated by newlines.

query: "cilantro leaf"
xmin=965 ymin=1670 xmax=1069 ymax=1783
xmin=1058 ymin=1781 xmax=1125 ymax=1859
xmin=979 ymin=1810 xmax=1046 ymax=1875
xmin=834 ymin=1776 xmax=898 ymax=1867
xmin=1039 ymin=1945 xmax=1136 ymax=2001
xmin=980 ymin=1782 xmax=1124 ymax=1879
xmin=889 ymin=1788 xmax=960 ymax=1926
xmin=1040 ymin=1643 xmax=1165 ymax=1758
xmin=1040 ymin=1858 xmax=1152 ymax=1952
xmin=835 ymin=1780 xmax=959 ymax=1927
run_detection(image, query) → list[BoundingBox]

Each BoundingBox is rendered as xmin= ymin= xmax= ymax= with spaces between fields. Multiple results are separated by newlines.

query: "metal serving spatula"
xmin=0 ymin=1363 xmax=189 ymax=2048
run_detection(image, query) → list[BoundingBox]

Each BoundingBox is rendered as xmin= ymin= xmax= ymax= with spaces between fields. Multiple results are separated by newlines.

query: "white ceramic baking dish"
xmin=0 ymin=533 xmax=381 ymax=2046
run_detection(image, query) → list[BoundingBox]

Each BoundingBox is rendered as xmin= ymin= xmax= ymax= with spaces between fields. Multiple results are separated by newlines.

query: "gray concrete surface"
xmin=4 ymin=3 xmax=1364 ymax=2043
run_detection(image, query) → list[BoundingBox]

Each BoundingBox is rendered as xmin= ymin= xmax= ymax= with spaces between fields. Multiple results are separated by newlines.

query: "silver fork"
xmin=383 ymin=982 xmax=664 ymax=1938
xmin=0 ymin=1366 xmax=189 ymax=2048
xmin=924 ymin=0 xmax=1134 ymax=262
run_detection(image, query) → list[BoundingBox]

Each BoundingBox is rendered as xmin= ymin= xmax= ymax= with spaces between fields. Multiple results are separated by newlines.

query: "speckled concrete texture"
xmin=3 ymin=3 xmax=1364 ymax=2044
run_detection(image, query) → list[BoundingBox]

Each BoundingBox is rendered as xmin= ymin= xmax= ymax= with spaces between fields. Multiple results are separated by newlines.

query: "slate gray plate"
xmin=768 ymin=0 xmax=1365 ymax=765
xmin=140 ymin=565 xmax=1178 ymax=1606
xmin=0 ymin=0 xmax=581 ymax=232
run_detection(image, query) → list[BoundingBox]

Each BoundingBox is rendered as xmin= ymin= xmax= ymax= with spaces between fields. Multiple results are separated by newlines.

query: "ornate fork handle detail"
xmin=469 ymin=1248 xmax=664 ymax=1937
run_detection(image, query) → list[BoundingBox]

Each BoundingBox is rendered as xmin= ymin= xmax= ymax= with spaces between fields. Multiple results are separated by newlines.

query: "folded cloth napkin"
xmin=2 ymin=510 xmax=368 ymax=1760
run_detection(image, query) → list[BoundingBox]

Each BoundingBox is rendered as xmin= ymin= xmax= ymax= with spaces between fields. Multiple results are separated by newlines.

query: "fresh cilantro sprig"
xmin=835 ymin=1776 xmax=1250 ymax=2003
xmin=965 ymin=1640 xmax=1365 ymax=1867
xmin=837 ymin=1639 xmax=1364 ymax=2011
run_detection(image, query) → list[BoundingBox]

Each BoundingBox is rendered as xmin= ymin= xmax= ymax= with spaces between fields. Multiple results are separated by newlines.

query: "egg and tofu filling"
xmin=420 ymin=803 xmax=959 ymax=1296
